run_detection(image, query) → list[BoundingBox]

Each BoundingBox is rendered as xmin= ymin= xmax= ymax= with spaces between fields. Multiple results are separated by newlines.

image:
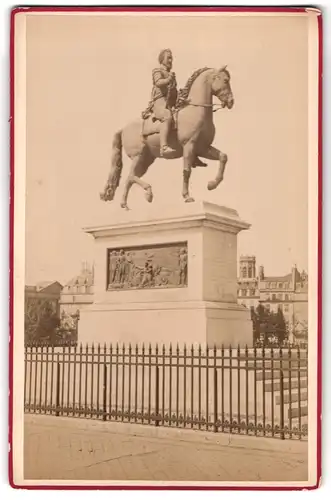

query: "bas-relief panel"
xmin=106 ymin=242 xmax=188 ymax=291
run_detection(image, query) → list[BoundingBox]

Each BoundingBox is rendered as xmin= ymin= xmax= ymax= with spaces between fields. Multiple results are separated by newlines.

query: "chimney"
xmin=259 ymin=265 xmax=264 ymax=280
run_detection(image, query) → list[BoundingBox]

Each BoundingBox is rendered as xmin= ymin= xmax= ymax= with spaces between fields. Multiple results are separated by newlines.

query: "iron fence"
xmin=24 ymin=343 xmax=308 ymax=440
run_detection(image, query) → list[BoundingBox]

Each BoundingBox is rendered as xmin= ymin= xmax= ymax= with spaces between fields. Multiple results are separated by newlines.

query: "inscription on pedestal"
xmin=107 ymin=242 xmax=188 ymax=290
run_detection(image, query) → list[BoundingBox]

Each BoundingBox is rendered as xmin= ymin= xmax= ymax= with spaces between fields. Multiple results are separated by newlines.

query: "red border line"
xmin=8 ymin=5 xmax=322 ymax=491
xmin=8 ymin=4 xmax=15 ymax=491
xmin=11 ymin=6 xmax=308 ymax=14
xmin=316 ymin=11 xmax=323 ymax=490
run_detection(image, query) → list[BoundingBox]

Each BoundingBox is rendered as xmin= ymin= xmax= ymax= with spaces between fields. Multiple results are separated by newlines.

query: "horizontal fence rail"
xmin=24 ymin=343 xmax=308 ymax=440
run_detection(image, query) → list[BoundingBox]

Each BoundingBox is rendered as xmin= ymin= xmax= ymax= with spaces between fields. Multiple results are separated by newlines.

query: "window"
xmin=284 ymin=304 xmax=289 ymax=312
xmin=285 ymin=294 xmax=289 ymax=301
xmin=278 ymin=304 xmax=283 ymax=311
xmin=242 ymin=289 xmax=247 ymax=297
xmin=272 ymin=294 xmax=276 ymax=301
xmin=242 ymin=267 xmax=247 ymax=278
xmin=278 ymin=283 xmax=283 ymax=288
xmin=277 ymin=293 xmax=282 ymax=301
xmin=248 ymin=268 xmax=252 ymax=278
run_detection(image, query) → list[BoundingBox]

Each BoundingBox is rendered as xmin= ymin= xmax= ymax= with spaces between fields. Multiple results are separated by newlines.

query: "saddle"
xmin=140 ymin=95 xmax=207 ymax=168
xmin=141 ymin=92 xmax=189 ymax=138
xmin=141 ymin=110 xmax=178 ymax=138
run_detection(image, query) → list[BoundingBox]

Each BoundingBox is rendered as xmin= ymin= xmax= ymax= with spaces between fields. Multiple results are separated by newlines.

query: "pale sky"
xmin=24 ymin=13 xmax=309 ymax=285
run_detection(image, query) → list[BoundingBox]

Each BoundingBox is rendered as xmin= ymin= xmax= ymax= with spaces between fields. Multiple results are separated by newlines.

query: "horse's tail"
xmin=100 ymin=130 xmax=123 ymax=201
xmin=110 ymin=130 xmax=123 ymax=189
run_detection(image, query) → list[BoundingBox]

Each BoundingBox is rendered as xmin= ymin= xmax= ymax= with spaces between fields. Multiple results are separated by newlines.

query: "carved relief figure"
xmin=117 ymin=250 xmax=127 ymax=285
xmin=178 ymin=247 xmax=188 ymax=286
xmin=125 ymin=252 xmax=134 ymax=282
xmin=140 ymin=256 xmax=155 ymax=288
xmin=109 ymin=250 xmax=118 ymax=284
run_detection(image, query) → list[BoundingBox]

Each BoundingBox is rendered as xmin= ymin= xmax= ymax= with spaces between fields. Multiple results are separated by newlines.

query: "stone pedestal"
xmin=78 ymin=201 xmax=253 ymax=346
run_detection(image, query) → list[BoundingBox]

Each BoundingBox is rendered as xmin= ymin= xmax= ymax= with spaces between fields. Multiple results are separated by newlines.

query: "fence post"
xmin=213 ymin=367 xmax=218 ymax=433
xmin=155 ymin=366 xmax=160 ymax=427
xmin=103 ymin=364 xmax=107 ymax=421
xmin=55 ymin=362 xmax=60 ymax=417
xmin=279 ymin=348 xmax=285 ymax=440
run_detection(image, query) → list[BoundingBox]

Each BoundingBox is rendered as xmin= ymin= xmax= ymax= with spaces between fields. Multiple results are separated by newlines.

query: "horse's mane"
xmin=176 ymin=67 xmax=211 ymax=108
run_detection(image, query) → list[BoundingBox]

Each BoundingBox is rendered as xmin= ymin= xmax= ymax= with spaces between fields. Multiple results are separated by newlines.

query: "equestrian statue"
xmin=100 ymin=49 xmax=234 ymax=210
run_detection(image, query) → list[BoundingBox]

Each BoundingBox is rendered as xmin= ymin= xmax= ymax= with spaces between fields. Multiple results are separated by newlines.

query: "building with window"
xmin=237 ymin=255 xmax=308 ymax=344
xmin=59 ymin=262 xmax=94 ymax=316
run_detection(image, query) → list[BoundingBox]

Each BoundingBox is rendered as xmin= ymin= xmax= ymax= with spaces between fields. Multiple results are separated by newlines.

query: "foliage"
xmin=287 ymin=319 xmax=308 ymax=347
xmin=25 ymin=299 xmax=78 ymax=346
xmin=251 ymin=304 xmax=288 ymax=347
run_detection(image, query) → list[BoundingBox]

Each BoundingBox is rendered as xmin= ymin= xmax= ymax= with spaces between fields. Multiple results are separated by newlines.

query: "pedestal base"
xmin=78 ymin=201 xmax=253 ymax=347
xmin=79 ymin=300 xmax=252 ymax=347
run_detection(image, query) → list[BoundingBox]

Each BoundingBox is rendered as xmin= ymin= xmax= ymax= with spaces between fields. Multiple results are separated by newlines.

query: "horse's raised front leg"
xmin=200 ymin=145 xmax=228 ymax=191
xmin=182 ymin=141 xmax=196 ymax=203
xmin=120 ymin=152 xmax=155 ymax=209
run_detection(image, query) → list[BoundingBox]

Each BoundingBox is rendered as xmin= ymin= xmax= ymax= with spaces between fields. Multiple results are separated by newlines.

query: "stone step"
xmin=288 ymin=405 xmax=308 ymax=419
xmin=255 ymin=370 xmax=307 ymax=381
xmin=276 ymin=390 xmax=308 ymax=405
xmin=264 ymin=378 xmax=307 ymax=392
xmin=243 ymin=360 xmax=308 ymax=370
xmin=240 ymin=351 xmax=307 ymax=361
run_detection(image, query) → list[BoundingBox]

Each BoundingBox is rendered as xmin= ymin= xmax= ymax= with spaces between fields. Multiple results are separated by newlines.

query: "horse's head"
xmin=211 ymin=66 xmax=234 ymax=109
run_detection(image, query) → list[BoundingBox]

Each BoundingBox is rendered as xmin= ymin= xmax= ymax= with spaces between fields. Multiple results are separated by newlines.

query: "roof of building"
xmin=262 ymin=274 xmax=292 ymax=282
xmin=37 ymin=280 xmax=62 ymax=290
xmin=26 ymin=281 xmax=63 ymax=292
xmin=64 ymin=269 xmax=94 ymax=287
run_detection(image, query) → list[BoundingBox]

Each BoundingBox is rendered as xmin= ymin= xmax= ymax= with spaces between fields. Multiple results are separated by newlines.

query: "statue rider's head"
xmin=158 ymin=49 xmax=173 ymax=71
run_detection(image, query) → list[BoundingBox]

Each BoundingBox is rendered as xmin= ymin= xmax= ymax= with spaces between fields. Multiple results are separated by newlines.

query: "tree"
xmin=274 ymin=308 xmax=287 ymax=345
xmin=251 ymin=304 xmax=268 ymax=345
xmin=289 ymin=319 xmax=308 ymax=345
xmin=36 ymin=302 xmax=60 ymax=343
xmin=251 ymin=304 xmax=288 ymax=347
xmin=25 ymin=299 xmax=60 ymax=344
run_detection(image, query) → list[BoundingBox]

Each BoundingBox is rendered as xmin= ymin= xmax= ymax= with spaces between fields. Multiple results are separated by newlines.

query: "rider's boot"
xmin=160 ymin=119 xmax=176 ymax=156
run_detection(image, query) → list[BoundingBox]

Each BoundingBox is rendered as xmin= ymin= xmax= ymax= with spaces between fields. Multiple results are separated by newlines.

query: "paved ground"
xmin=24 ymin=414 xmax=308 ymax=483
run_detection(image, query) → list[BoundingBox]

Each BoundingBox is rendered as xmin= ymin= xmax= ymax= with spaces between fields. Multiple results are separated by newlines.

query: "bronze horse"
xmin=100 ymin=66 xmax=234 ymax=209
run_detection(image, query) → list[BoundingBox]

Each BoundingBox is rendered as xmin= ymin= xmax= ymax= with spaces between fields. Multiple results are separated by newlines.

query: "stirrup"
xmin=161 ymin=145 xmax=176 ymax=157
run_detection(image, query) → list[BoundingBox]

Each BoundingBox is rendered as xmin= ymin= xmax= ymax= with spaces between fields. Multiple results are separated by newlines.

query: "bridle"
xmin=187 ymin=101 xmax=225 ymax=113
xmin=186 ymin=88 xmax=231 ymax=113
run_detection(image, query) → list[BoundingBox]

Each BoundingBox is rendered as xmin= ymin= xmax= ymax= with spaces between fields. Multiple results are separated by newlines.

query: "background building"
xmin=25 ymin=281 xmax=63 ymax=316
xmin=59 ymin=262 xmax=94 ymax=316
xmin=238 ymin=256 xmax=308 ymax=344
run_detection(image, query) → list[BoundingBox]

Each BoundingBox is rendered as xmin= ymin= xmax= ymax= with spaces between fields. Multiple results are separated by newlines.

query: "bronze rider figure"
xmin=150 ymin=49 xmax=207 ymax=166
